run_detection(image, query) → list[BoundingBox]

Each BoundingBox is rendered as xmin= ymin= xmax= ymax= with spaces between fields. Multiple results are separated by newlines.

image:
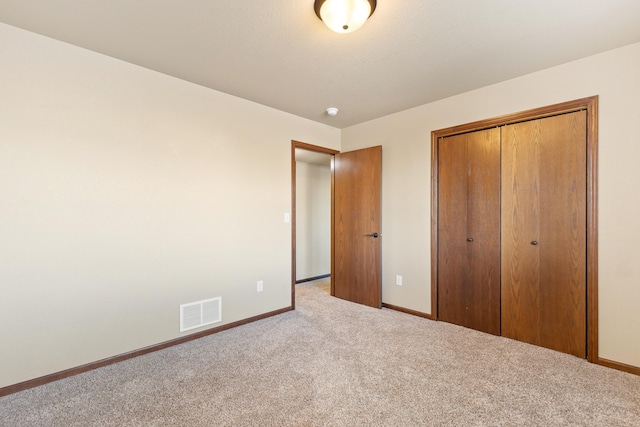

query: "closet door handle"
xmin=466 ymin=238 xmax=474 ymax=242
xmin=531 ymin=240 xmax=538 ymax=246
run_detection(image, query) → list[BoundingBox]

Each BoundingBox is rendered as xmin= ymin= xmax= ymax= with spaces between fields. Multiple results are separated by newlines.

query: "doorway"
xmin=294 ymin=147 xmax=333 ymax=283
xmin=291 ymin=141 xmax=383 ymax=309
xmin=291 ymin=141 xmax=338 ymax=308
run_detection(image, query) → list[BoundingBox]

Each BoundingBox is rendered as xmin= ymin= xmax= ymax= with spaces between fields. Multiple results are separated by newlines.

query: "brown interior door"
xmin=438 ymin=128 xmax=501 ymax=335
xmin=501 ymin=111 xmax=587 ymax=357
xmin=333 ymin=146 xmax=382 ymax=308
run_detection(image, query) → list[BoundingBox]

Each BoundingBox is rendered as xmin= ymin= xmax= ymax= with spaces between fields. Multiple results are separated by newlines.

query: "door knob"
xmin=466 ymin=238 xmax=474 ymax=242
xmin=531 ymin=240 xmax=538 ymax=245
xmin=366 ymin=232 xmax=379 ymax=238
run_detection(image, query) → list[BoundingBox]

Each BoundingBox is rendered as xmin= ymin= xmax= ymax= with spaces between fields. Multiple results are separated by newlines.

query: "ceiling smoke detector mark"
xmin=326 ymin=107 xmax=339 ymax=116
xmin=180 ymin=297 xmax=221 ymax=332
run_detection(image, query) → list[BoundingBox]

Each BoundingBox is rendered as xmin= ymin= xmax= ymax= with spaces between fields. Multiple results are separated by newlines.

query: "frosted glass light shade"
xmin=314 ymin=0 xmax=377 ymax=34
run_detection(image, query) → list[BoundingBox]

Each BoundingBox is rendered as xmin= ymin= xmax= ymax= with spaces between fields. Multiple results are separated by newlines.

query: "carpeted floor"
xmin=1 ymin=278 xmax=639 ymax=426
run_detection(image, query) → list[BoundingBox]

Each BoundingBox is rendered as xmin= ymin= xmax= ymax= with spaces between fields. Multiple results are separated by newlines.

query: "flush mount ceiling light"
xmin=314 ymin=0 xmax=377 ymax=34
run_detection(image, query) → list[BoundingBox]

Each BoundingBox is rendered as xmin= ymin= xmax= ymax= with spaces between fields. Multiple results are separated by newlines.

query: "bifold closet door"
xmin=501 ymin=111 xmax=587 ymax=357
xmin=438 ymin=128 xmax=501 ymax=335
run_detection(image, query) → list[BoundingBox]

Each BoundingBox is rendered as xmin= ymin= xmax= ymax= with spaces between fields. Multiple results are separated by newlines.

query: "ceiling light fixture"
xmin=326 ymin=107 xmax=339 ymax=116
xmin=314 ymin=0 xmax=377 ymax=34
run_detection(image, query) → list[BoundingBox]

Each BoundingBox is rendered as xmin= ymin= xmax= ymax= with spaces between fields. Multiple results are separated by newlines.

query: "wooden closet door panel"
xmin=538 ymin=112 xmax=587 ymax=357
xmin=501 ymin=121 xmax=541 ymax=343
xmin=438 ymin=133 xmax=469 ymax=327
xmin=438 ymin=129 xmax=501 ymax=335
xmin=502 ymin=111 xmax=587 ymax=357
xmin=466 ymin=128 xmax=501 ymax=335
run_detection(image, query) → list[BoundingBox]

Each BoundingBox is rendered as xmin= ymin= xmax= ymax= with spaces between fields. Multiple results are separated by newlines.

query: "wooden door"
xmin=501 ymin=111 xmax=587 ymax=357
xmin=333 ymin=146 xmax=382 ymax=308
xmin=438 ymin=128 xmax=501 ymax=335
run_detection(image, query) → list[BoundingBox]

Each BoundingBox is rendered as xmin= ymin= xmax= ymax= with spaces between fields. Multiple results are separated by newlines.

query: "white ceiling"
xmin=2 ymin=0 xmax=640 ymax=128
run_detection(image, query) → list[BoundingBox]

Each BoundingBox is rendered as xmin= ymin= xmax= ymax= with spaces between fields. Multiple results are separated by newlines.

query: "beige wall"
xmin=295 ymin=162 xmax=331 ymax=281
xmin=2 ymin=23 xmax=639 ymax=390
xmin=0 ymin=23 xmax=340 ymax=388
xmin=341 ymin=41 xmax=640 ymax=368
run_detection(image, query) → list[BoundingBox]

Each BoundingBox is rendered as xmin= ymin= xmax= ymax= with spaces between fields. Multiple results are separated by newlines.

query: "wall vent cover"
xmin=180 ymin=297 xmax=221 ymax=332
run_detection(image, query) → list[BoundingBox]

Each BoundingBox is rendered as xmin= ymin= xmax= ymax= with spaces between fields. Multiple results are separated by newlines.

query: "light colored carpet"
xmin=1 ymin=278 xmax=639 ymax=426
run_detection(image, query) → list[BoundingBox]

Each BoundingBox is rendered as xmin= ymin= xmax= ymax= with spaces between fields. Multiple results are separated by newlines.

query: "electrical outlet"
xmin=395 ymin=275 xmax=403 ymax=286
xmin=257 ymin=280 xmax=264 ymax=292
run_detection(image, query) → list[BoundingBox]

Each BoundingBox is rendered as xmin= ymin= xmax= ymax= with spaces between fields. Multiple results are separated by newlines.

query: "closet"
xmin=433 ymin=99 xmax=596 ymax=359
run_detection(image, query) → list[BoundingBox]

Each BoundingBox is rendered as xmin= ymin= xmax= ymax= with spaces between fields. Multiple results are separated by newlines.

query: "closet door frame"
xmin=430 ymin=96 xmax=598 ymax=363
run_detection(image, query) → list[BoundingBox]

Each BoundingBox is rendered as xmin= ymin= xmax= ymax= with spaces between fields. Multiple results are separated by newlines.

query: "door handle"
xmin=531 ymin=240 xmax=538 ymax=245
xmin=467 ymin=238 xmax=474 ymax=242
xmin=366 ymin=232 xmax=379 ymax=238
